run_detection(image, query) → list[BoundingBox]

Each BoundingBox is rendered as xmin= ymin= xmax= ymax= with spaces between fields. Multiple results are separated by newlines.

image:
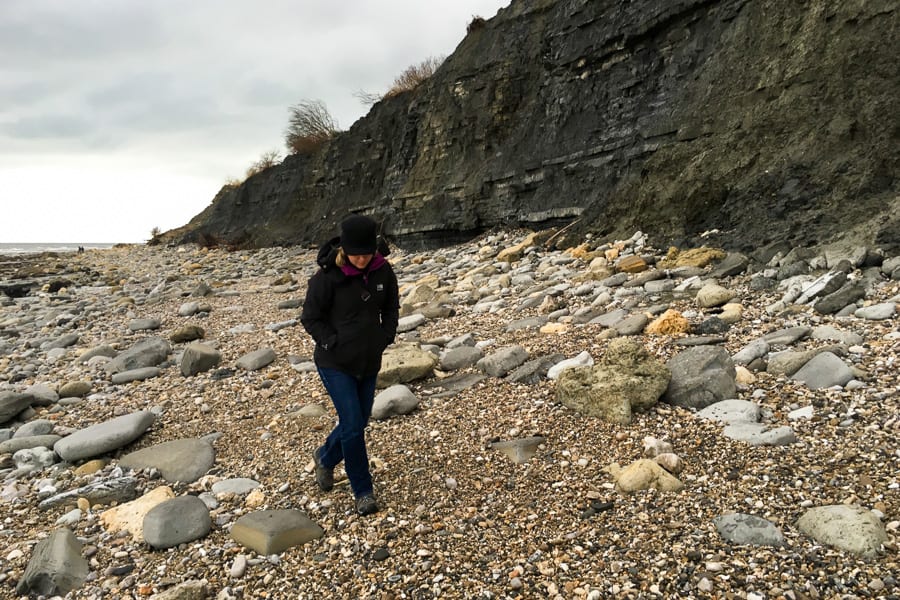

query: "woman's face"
xmin=348 ymin=254 xmax=373 ymax=269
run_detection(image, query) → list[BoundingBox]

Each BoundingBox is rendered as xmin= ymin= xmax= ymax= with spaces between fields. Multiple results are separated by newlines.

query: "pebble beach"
xmin=0 ymin=230 xmax=898 ymax=600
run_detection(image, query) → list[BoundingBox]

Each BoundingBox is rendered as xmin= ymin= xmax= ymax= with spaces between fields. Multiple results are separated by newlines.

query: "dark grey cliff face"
xmin=168 ymin=0 xmax=898 ymax=252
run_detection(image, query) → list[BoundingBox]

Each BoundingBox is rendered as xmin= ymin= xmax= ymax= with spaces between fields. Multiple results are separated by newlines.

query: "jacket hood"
xmin=316 ymin=236 xmax=341 ymax=269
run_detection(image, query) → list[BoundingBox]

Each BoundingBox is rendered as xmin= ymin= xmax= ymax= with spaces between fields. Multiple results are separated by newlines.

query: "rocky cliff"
xmin=167 ymin=0 xmax=898 ymax=252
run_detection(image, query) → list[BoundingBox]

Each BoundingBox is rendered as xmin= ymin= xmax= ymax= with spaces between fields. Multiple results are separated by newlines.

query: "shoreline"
xmin=1 ymin=234 xmax=898 ymax=598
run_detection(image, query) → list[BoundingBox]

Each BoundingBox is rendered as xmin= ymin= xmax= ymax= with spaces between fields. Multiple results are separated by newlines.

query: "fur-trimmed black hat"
xmin=340 ymin=215 xmax=377 ymax=255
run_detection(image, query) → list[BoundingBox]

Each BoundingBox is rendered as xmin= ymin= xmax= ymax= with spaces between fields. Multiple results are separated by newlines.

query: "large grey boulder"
xmin=54 ymin=411 xmax=157 ymax=462
xmin=438 ymin=346 xmax=483 ymax=371
xmin=0 ymin=392 xmax=33 ymax=425
xmin=180 ymin=343 xmax=222 ymax=376
xmin=43 ymin=332 xmax=79 ymax=350
xmin=813 ymin=284 xmax=866 ymax=314
xmin=143 ymin=495 xmax=212 ymax=549
xmin=555 ymin=339 xmax=670 ymax=424
xmin=663 ymin=346 xmax=736 ymax=410
xmin=377 ymin=343 xmax=437 ymax=387
xmin=796 ymin=505 xmax=887 ymax=559
xmin=16 ymin=528 xmax=89 ymax=596
xmin=105 ymin=337 xmax=171 ymax=374
xmin=477 ymin=345 xmax=529 ymax=377
xmin=230 ymin=509 xmax=324 ymax=555
xmin=372 ymin=385 xmax=420 ymax=420
xmin=791 ymin=352 xmax=854 ymax=389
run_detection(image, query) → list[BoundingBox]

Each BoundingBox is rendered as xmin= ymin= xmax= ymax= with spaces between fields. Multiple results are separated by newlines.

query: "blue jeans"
xmin=316 ymin=367 xmax=377 ymax=498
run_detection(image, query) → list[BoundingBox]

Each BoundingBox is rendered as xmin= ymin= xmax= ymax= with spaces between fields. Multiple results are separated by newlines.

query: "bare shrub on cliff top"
xmin=245 ymin=149 xmax=283 ymax=179
xmin=384 ymin=55 xmax=445 ymax=98
xmin=285 ymin=99 xmax=340 ymax=155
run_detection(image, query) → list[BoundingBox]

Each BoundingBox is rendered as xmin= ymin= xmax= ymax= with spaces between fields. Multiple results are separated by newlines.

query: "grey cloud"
xmin=4 ymin=114 xmax=94 ymax=140
xmin=0 ymin=2 xmax=166 ymax=63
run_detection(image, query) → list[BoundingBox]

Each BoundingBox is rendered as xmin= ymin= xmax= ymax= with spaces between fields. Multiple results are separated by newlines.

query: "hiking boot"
xmin=356 ymin=493 xmax=379 ymax=516
xmin=312 ymin=448 xmax=333 ymax=492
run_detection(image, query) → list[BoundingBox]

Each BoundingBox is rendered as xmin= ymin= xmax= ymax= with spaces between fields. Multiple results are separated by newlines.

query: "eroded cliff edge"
xmin=166 ymin=0 xmax=898 ymax=252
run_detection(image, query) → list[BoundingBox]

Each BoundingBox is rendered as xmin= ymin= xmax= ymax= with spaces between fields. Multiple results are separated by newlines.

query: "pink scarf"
xmin=341 ymin=252 xmax=386 ymax=284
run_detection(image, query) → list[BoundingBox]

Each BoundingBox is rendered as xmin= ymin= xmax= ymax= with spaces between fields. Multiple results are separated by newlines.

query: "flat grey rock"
xmin=438 ymin=346 xmax=483 ymax=371
xmin=613 ymin=313 xmax=649 ymax=336
xmin=788 ymin=405 xmax=815 ymax=420
xmin=235 ymin=347 xmax=277 ymax=371
xmin=674 ymin=336 xmax=727 ymax=347
xmin=506 ymin=353 xmax=566 ymax=385
xmin=39 ymin=476 xmax=139 ymax=510
xmin=119 ymin=438 xmax=215 ymax=483
xmin=264 ymin=319 xmax=297 ymax=331
xmin=644 ymin=279 xmax=675 ymax=293
xmin=111 ymin=367 xmax=161 ymax=384
xmin=43 ymin=332 xmax=79 ymax=350
xmin=53 ymin=411 xmax=157 ymax=462
xmin=810 ymin=325 xmax=863 ymax=346
xmin=77 ymin=345 xmax=117 ymax=364
xmin=505 ymin=316 xmax=547 ymax=332
xmin=814 ymin=284 xmax=865 ymax=315
xmin=23 ymin=384 xmax=58 ymax=405
xmin=591 ymin=308 xmax=628 ymax=327
xmin=13 ymin=418 xmax=54 ymax=438
xmin=854 ymin=302 xmax=895 ymax=320
xmin=697 ymin=400 xmax=761 ymax=425
xmin=397 ymin=314 xmax=427 ymax=332
xmin=277 ymin=298 xmax=303 ymax=309
xmin=129 ymin=318 xmax=161 ymax=331
xmin=421 ymin=372 xmax=486 ymax=398
xmin=211 ymin=478 xmax=260 ymax=495
xmin=714 ymin=513 xmax=785 ymax=547
xmin=178 ymin=301 xmax=201 ymax=316
xmin=732 ymin=339 xmax=769 ymax=365
xmin=105 ymin=337 xmax=171 ymax=374
xmin=0 ymin=434 xmax=62 ymax=454
xmin=722 ymin=423 xmax=797 ymax=446
xmin=762 ymin=326 xmax=811 ymax=346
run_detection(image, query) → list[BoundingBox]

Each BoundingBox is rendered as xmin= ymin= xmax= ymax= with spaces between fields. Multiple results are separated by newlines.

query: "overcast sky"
xmin=0 ymin=0 xmax=509 ymax=244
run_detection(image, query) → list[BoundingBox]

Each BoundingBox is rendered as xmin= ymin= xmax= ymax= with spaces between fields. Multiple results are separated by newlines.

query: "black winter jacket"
xmin=300 ymin=238 xmax=400 ymax=378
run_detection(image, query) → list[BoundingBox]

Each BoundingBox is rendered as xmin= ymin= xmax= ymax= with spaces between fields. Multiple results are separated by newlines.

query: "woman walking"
xmin=300 ymin=215 xmax=399 ymax=515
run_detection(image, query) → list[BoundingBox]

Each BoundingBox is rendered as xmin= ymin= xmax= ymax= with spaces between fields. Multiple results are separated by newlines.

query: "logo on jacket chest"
xmin=376 ymin=284 xmax=384 ymax=292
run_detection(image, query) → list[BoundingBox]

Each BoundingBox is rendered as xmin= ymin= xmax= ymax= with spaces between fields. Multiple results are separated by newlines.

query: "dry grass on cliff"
xmin=384 ymin=55 xmax=444 ymax=98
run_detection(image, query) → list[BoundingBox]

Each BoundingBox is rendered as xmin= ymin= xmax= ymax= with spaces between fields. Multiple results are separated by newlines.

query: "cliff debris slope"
xmin=167 ymin=0 xmax=898 ymax=252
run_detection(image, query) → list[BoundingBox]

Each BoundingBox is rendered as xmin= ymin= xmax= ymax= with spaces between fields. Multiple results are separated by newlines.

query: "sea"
xmin=0 ymin=242 xmax=118 ymax=255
